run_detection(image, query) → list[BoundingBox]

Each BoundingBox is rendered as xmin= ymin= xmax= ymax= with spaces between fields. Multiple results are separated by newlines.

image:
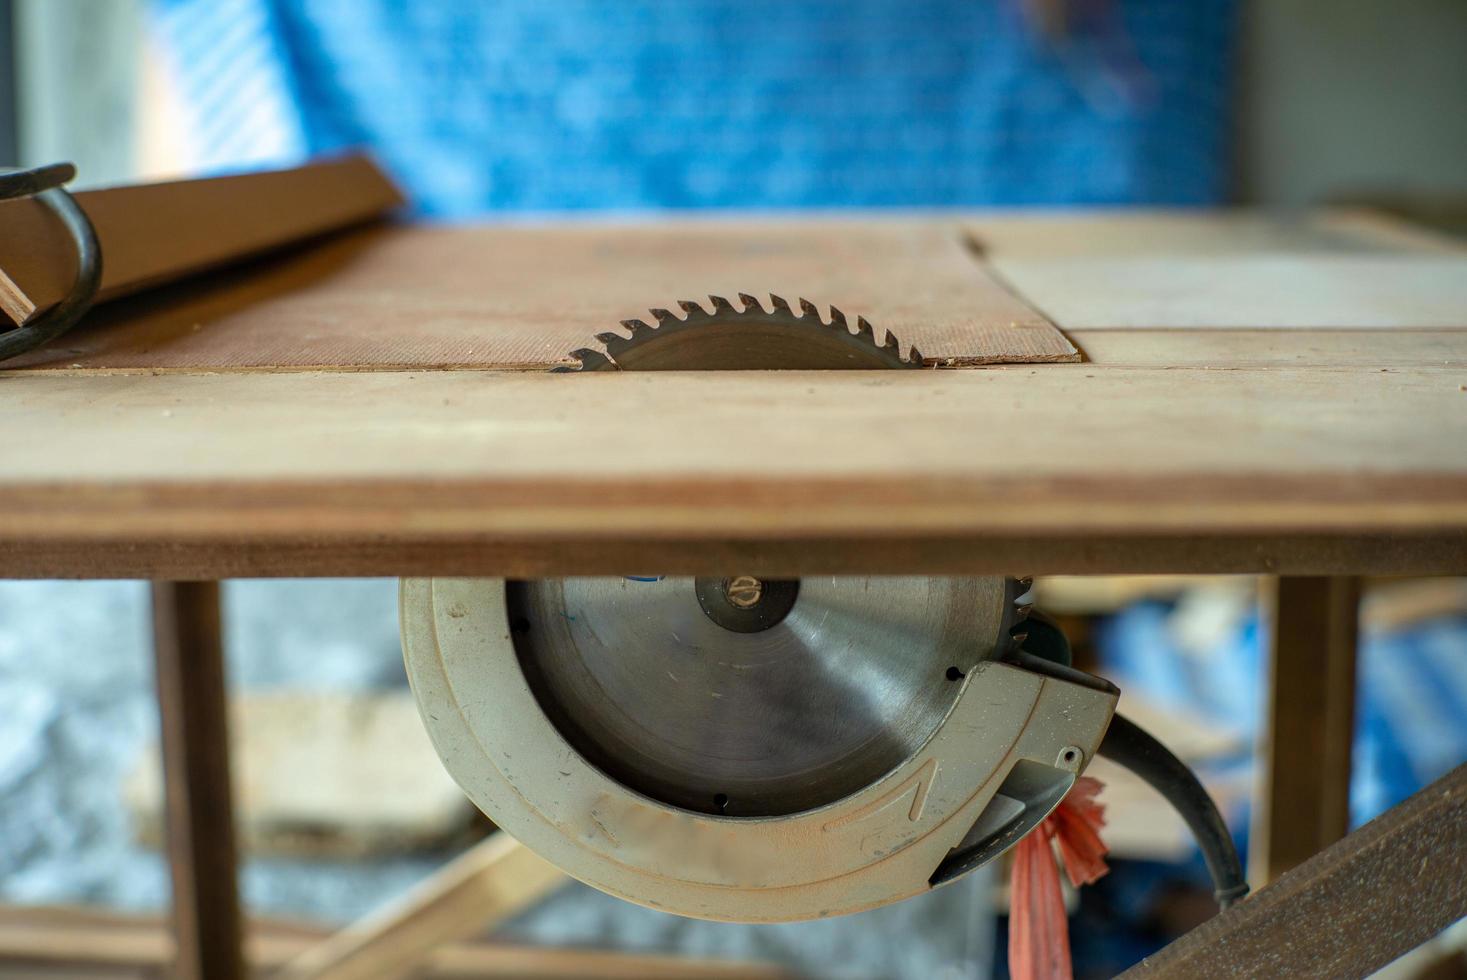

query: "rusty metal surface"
xmin=1124 ymin=763 xmax=1467 ymax=978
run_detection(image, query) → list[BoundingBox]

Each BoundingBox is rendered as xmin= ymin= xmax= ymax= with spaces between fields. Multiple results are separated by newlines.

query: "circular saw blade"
xmin=509 ymin=576 xmax=1012 ymax=817
xmin=559 ymin=293 xmax=925 ymax=371
xmin=534 ymin=295 xmax=979 ymax=818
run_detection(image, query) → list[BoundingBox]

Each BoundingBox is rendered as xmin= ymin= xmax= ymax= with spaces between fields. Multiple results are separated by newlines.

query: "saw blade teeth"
xmin=566 ymin=348 xmax=614 ymax=371
xmin=570 ymin=292 xmax=922 ymax=371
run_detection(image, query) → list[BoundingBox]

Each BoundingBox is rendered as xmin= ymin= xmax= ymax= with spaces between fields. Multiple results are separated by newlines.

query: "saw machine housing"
xmin=400 ymin=576 xmax=1117 ymax=922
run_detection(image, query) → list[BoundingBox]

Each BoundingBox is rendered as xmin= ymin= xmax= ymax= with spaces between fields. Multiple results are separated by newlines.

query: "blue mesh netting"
xmin=153 ymin=0 xmax=1237 ymax=216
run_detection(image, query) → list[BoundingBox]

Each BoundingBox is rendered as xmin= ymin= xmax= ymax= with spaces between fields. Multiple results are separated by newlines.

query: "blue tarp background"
xmin=153 ymin=0 xmax=1237 ymax=215
xmin=1099 ymin=601 xmax=1467 ymax=828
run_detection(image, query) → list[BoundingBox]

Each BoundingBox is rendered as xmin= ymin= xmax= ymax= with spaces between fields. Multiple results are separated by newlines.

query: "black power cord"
xmin=1098 ymin=712 xmax=1250 ymax=909
xmin=1007 ymin=607 xmax=1249 ymax=909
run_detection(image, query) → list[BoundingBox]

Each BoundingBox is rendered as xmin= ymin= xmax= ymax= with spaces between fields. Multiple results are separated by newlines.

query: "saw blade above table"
xmin=2 ymin=217 xmax=1076 ymax=371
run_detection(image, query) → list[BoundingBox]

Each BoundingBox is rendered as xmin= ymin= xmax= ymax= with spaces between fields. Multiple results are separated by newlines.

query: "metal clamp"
xmin=0 ymin=162 xmax=102 ymax=363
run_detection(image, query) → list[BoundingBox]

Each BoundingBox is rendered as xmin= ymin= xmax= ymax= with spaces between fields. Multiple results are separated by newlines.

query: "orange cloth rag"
xmin=1008 ymin=776 xmax=1109 ymax=980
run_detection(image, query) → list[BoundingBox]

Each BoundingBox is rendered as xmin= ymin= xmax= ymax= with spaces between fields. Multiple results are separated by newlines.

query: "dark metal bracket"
xmin=0 ymin=161 xmax=102 ymax=362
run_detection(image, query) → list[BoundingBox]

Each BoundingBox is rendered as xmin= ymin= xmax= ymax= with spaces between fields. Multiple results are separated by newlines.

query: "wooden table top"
xmin=3 ymin=208 xmax=1464 ymax=579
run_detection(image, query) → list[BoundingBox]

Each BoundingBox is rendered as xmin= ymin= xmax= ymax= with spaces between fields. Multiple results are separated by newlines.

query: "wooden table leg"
xmin=1250 ymin=575 xmax=1361 ymax=885
xmin=152 ymin=581 xmax=245 ymax=980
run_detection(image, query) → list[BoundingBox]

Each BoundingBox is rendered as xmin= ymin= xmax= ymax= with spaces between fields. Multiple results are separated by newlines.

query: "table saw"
xmin=1 ymin=157 xmax=1464 ymax=979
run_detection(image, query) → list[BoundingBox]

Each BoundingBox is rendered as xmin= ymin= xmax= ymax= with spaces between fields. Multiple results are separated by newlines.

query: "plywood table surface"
xmin=1 ymin=209 xmax=1463 ymax=579
xmin=2 ymin=218 xmax=1074 ymax=371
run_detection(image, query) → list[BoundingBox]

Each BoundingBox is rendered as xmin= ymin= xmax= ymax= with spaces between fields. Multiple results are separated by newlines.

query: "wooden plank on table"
xmin=1 ymin=219 xmax=1075 ymax=370
xmin=964 ymin=207 xmax=1464 ymax=258
xmin=0 ymin=905 xmax=791 ymax=979
xmin=988 ymin=253 xmax=1467 ymax=330
xmin=151 ymin=581 xmax=244 ymax=980
xmin=1250 ymin=576 xmax=1361 ymax=886
xmin=0 ymin=155 xmax=403 ymax=327
xmin=276 ymin=833 xmax=566 ymax=980
xmin=0 ymin=365 xmax=1465 ymax=579
xmin=1313 ymin=207 xmax=1467 ymax=254
xmin=1123 ymin=763 xmax=1467 ymax=979
xmin=1068 ymin=328 xmax=1467 ymax=367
